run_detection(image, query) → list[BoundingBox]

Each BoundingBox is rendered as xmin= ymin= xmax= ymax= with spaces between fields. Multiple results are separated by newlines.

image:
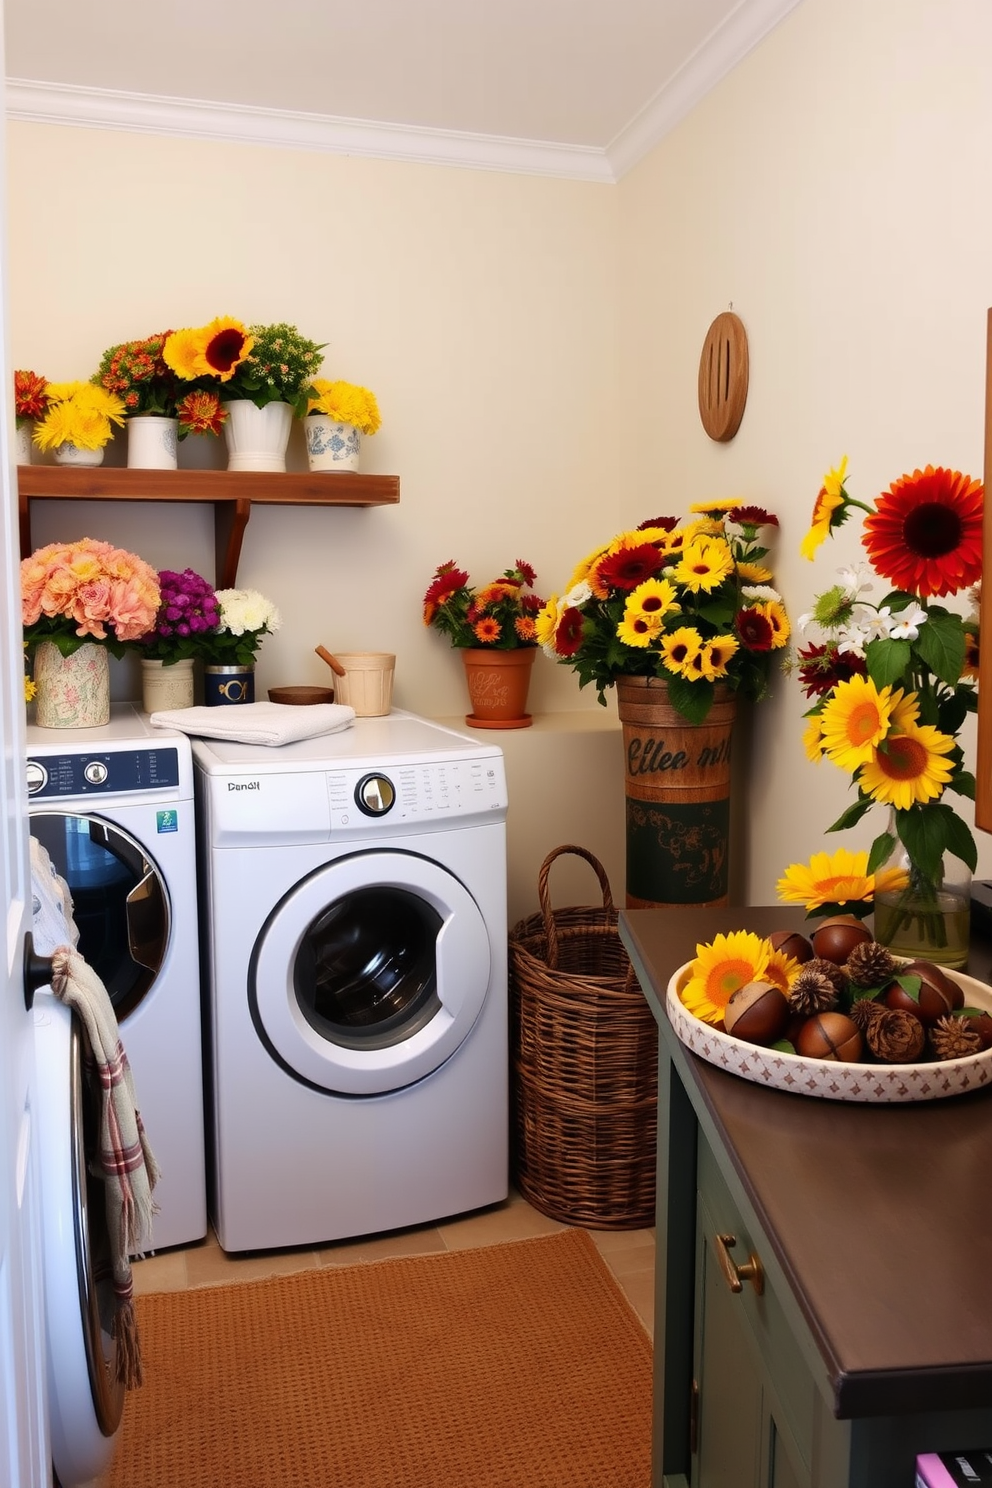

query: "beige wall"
xmin=12 ymin=0 xmax=992 ymax=915
xmin=617 ymin=0 xmax=992 ymax=900
xmin=9 ymin=123 xmax=628 ymax=920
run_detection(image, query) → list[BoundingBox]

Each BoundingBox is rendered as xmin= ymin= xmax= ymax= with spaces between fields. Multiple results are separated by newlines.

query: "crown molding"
xmin=6 ymin=1 xmax=802 ymax=187
xmin=607 ymin=0 xmax=804 ymax=180
xmin=4 ymin=79 xmax=615 ymax=184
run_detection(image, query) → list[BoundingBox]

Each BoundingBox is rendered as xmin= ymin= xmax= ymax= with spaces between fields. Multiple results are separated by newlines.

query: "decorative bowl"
xmin=267 ymin=686 xmax=335 ymax=706
xmin=666 ymin=962 xmax=992 ymax=1103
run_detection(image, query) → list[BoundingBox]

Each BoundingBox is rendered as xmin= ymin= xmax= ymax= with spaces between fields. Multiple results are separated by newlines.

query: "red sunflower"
xmin=594 ymin=543 xmax=664 ymax=593
xmin=796 ymin=643 xmax=867 ymax=700
xmin=729 ymin=506 xmax=779 ymax=528
xmin=735 ymin=607 xmax=774 ymax=652
xmin=554 ymin=606 xmax=586 ymax=657
xmin=636 ymin=516 xmax=679 ymax=532
xmin=862 ymin=465 xmax=983 ymax=598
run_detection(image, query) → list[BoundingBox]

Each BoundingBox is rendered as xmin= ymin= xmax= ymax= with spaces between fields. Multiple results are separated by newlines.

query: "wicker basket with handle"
xmin=508 ymin=845 xmax=657 ymax=1229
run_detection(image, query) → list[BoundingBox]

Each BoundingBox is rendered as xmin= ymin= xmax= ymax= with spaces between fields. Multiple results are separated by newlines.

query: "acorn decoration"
xmin=680 ymin=924 xmax=991 ymax=1074
xmin=795 ymin=1011 xmax=863 ymax=1062
xmin=809 ymin=915 xmax=873 ymax=965
xmin=724 ymin=980 xmax=790 ymax=1045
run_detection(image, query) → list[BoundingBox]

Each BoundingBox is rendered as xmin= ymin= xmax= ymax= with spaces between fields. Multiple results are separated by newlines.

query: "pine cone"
xmin=848 ymin=996 xmax=884 ymax=1034
xmin=864 ymin=1008 xmax=926 ymax=1063
xmin=804 ymin=956 xmax=849 ymax=998
xmin=844 ymin=941 xmax=898 ymax=990
xmin=788 ymin=966 xmax=840 ymax=1017
xmin=929 ymin=1015 xmax=984 ymax=1062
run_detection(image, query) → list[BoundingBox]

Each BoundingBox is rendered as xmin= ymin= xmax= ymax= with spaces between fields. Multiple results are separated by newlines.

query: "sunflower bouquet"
xmin=423 ymin=560 xmax=546 ymax=649
xmin=538 ymin=502 xmax=789 ymax=723
xmin=780 ymin=459 xmax=982 ymax=962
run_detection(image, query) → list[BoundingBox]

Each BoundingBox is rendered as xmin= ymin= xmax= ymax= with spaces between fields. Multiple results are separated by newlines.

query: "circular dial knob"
xmin=355 ymin=773 xmax=395 ymax=817
xmin=83 ymin=761 xmax=109 ymax=785
xmin=25 ymin=760 xmax=48 ymax=795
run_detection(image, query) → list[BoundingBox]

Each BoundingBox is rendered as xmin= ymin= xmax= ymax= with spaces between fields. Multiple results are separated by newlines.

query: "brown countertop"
xmin=620 ymin=905 xmax=992 ymax=1419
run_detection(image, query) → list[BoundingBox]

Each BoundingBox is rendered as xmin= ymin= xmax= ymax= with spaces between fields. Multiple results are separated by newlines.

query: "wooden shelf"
xmin=17 ymin=465 xmax=400 ymax=587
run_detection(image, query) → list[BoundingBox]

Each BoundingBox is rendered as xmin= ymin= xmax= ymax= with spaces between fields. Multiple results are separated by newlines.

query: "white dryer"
xmin=192 ymin=711 xmax=509 ymax=1252
xmin=25 ymin=704 xmax=207 ymax=1251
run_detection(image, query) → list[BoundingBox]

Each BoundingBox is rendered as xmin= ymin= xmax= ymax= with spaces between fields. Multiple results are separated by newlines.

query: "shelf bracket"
xmin=215 ymin=497 xmax=252 ymax=589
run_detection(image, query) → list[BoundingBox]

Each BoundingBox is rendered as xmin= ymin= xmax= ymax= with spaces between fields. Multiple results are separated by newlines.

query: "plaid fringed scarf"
xmin=50 ymin=945 xmax=161 ymax=1389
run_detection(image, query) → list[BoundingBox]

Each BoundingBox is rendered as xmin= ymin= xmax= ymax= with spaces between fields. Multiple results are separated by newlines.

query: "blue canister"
xmin=204 ymin=665 xmax=255 ymax=706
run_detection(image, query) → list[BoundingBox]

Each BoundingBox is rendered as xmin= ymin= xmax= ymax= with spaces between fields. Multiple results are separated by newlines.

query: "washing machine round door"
xmin=33 ymin=992 xmax=124 ymax=1485
xmin=251 ymin=851 xmax=492 ymax=1095
xmin=29 ymin=812 xmax=169 ymax=1022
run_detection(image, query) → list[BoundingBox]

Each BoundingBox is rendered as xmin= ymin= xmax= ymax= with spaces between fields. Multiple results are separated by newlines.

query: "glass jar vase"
xmin=873 ymin=812 xmax=972 ymax=970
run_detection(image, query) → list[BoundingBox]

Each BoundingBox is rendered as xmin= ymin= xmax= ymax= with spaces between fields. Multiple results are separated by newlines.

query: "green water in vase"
xmin=873 ymin=890 xmax=970 ymax=970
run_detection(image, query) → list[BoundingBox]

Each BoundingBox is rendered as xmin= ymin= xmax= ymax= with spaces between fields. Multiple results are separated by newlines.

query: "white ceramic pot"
xmin=53 ymin=443 xmax=104 ymax=468
xmin=33 ymin=641 xmax=110 ymax=728
xmin=304 ymin=416 xmax=361 ymax=473
xmin=14 ymin=421 xmax=33 ymax=463
xmin=222 ymin=401 xmax=293 ymax=473
xmin=127 ymin=416 xmax=179 ymax=470
xmin=141 ymin=658 xmax=195 ymax=712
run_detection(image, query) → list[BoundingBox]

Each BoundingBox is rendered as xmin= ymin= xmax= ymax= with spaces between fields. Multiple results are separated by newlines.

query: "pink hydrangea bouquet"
xmin=21 ymin=538 xmax=161 ymax=658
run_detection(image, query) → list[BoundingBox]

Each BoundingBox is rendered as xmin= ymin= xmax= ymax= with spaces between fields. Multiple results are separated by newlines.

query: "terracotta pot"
xmin=461 ymin=648 xmax=535 ymax=729
xmin=615 ymin=676 xmax=735 ymax=909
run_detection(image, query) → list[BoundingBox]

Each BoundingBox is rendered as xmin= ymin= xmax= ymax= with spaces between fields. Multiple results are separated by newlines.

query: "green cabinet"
xmin=619 ymin=905 xmax=992 ymax=1488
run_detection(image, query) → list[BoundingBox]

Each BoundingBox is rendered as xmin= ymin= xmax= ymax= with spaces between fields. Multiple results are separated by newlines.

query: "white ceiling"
xmin=2 ymin=0 xmax=802 ymax=181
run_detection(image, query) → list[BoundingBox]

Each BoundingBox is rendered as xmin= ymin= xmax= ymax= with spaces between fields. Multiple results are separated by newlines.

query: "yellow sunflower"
xmin=800 ymin=455 xmax=849 ymax=560
xmin=689 ymin=634 xmax=740 ymax=680
xmin=660 ymin=627 xmax=703 ymax=677
xmin=776 ymin=847 xmax=903 ymax=912
xmin=535 ymin=596 xmax=561 ymax=650
xmin=763 ymin=947 xmax=802 ymax=997
xmin=819 ymin=675 xmax=894 ymax=771
xmin=673 ymin=537 xmax=734 ymax=594
xmin=736 ymin=560 xmax=774 ymax=585
xmin=803 ymin=713 xmax=826 ymax=762
xmin=567 ymin=544 xmax=610 ymax=590
xmin=760 ymin=599 xmax=791 ymax=648
xmin=689 ymin=498 xmax=743 ymax=515
xmin=858 ymin=720 xmax=956 ymax=809
xmin=680 ymin=931 xmax=772 ymax=1025
xmin=624 ymin=577 xmax=679 ymax=623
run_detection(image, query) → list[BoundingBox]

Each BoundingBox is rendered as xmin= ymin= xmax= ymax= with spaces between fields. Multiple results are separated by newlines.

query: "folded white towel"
xmin=149 ymin=701 xmax=356 ymax=746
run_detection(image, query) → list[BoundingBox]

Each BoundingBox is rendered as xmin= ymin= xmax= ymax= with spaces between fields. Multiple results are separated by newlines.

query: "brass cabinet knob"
xmin=715 ymin=1232 xmax=764 ymax=1295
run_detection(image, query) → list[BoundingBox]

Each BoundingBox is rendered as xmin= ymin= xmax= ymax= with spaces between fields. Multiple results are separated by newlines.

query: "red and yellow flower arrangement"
xmin=779 ymin=460 xmax=982 ymax=957
xmin=423 ymin=560 xmax=546 ymax=650
xmin=94 ymin=331 xmax=227 ymax=438
xmin=537 ymin=502 xmax=789 ymax=723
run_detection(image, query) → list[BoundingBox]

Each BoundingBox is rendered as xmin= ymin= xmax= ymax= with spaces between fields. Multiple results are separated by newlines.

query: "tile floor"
xmin=129 ymin=1185 xmax=656 ymax=1339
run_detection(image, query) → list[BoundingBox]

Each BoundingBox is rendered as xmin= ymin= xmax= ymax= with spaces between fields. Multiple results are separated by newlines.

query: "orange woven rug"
xmin=106 ymin=1228 xmax=652 ymax=1488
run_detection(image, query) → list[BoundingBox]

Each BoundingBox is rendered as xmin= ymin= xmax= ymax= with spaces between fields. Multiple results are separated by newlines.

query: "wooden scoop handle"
xmin=315 ymin=645 xmax=347 ymax=678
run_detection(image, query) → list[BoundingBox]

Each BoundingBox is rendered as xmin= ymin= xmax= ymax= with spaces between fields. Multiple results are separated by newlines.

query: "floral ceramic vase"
xmin=304 ymin=416 xmax=360 ymax=473
xmin=53 ymin=443 xmax=104 ymax=467
xmin=461 ymin=648 xmax=535 ymax=730
xmin=141 ymin=658 xmax=195 ymax=713
xmin=222 ymin=401 xmax=293 ymax=473
xmin=127 ymin=416 xmax=179 ymax=470
xmin=204 ymin=664 xmax=255 ymax=706
xmin=33 ymin=641 xmax=110 ymax=728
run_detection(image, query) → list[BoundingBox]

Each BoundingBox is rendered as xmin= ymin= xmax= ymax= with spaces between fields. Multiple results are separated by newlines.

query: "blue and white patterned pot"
xmin=304 ymin=416 xmax=361 ymax=472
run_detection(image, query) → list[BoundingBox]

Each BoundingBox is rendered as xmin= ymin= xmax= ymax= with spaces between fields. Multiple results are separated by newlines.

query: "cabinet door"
xmin=694 ymin=1185 xmax=763 ymax=1487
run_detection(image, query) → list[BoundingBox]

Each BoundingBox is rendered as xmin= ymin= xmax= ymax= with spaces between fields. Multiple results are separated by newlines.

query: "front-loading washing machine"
xmin=25 ymin=704 xmax=207 ymax=1252
xmin=192 ymin=710 xmax=509 ymax=1252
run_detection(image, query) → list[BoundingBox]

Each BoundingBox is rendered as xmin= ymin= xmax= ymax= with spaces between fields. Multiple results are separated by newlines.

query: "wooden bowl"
xmin=267 ymin=686 xmax=335 ymax=706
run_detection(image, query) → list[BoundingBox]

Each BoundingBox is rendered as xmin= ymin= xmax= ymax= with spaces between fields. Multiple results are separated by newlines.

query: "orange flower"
xmin=862 ymin=465 xmax=983 ymax=598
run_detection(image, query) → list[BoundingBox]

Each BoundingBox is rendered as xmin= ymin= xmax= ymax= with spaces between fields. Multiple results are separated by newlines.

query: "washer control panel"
xmin=26 ymin=747 xmax=181 ymax=799
xmin=327 ymin=756 xmax=507 ymax=833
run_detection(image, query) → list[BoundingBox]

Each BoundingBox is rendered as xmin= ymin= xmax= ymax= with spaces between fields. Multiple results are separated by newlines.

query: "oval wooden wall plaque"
xmin=698 ymin=311 xmax=749 ymax=442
